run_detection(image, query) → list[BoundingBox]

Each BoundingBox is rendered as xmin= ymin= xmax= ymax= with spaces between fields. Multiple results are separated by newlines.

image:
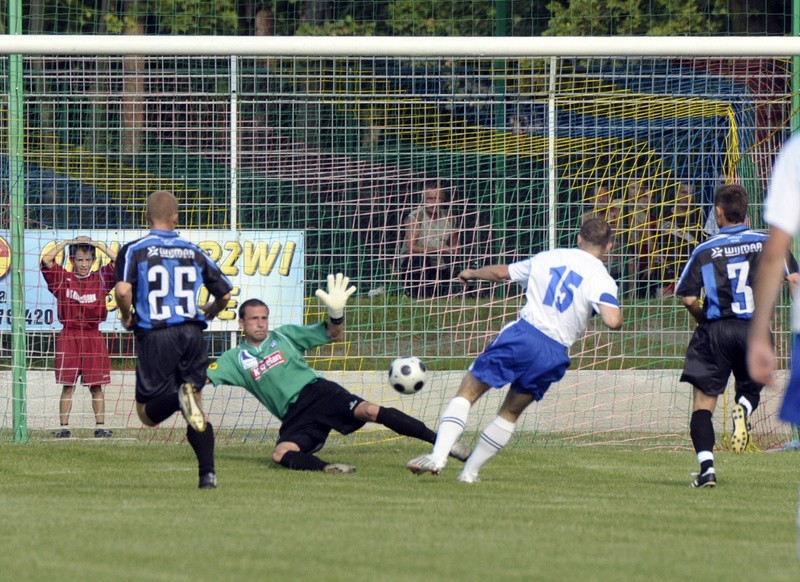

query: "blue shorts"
xmin=469 ymin=319 xmax=571 ymax=401
xmin=780 ymin=335 xmax=800 ymax=425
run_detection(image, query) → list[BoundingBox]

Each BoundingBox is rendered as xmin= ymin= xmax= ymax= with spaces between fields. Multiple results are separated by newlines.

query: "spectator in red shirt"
xmin=41 ymin=236 xmax=117 ymax=438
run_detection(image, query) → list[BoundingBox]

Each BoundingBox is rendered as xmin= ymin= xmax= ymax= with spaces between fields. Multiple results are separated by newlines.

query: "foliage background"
xmin=1 ymin=1 xmax=793 ymax=37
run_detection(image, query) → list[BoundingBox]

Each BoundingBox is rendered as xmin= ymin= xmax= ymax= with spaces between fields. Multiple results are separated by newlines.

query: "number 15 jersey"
xmin=508 ymin=248 xmax=619 ymax=348
xmin=116 ymin=229 xmax=233 ymax=330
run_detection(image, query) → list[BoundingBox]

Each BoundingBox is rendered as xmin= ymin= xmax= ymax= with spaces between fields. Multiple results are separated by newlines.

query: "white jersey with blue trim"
xmin=765 ymin=132 xmax=800 ymax=331
xmin=508 ymin=248 xmax=619 ymax=347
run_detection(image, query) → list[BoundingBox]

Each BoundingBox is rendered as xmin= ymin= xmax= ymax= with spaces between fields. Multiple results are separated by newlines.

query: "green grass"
xmin=1 ymin=439 xmax=799 ymax=581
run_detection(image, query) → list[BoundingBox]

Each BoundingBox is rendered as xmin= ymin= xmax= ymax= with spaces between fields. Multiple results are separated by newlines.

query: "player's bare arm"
xmin=681 ymin=295 xmax=705 ymax=324
xmin=457 ymin=264 xmax=510 ymax=283
xmin=90 ymin=239 xmax=117 ymax=262
xmin=786 ymin=271 xmax=800 ymax=297
xmin=748 ymin=226 xmax=793 ymax=386
xmin=201 ymin=292 xmax=231 ymax=321
xmin=598 ymin=304 xmax=623 ymax=330
xmin=40 ymin=239 xmax=74 ymax=269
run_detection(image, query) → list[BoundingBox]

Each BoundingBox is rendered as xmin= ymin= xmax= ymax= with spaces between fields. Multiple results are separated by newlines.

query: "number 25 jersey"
xmin=116 ymin=229 xmax=232 ymax=330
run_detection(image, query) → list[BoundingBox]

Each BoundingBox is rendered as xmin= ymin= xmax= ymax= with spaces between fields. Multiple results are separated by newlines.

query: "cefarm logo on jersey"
xmin=0 ymin=229 xmax=305 ymax=332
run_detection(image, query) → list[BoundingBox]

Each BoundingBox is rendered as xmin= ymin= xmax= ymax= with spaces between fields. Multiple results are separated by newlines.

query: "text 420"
xmin=0 ymin=308 xmax=55 ymax=325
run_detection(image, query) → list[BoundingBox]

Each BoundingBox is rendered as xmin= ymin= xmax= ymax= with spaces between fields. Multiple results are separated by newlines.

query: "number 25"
xmin=148 ymin=265 xmax=197 ymax=320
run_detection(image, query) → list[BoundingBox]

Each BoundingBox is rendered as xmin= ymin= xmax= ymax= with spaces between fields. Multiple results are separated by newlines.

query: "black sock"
xmin=279 ymin=450 xmax=328 ymax=471
xmin=187 ymin=422 xmax=215 ymax=476
xmin=376 ymin=407 xmax=436 ymax=443
xmin=690 ymin=409 xmax=715 ymax=470
xmin=144 ymin=393 xmax=181 ymax=425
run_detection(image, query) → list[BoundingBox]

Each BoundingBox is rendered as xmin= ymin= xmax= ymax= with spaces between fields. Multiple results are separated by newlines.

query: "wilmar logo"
xmin=251 ymin=351 xmax=286 ymax=380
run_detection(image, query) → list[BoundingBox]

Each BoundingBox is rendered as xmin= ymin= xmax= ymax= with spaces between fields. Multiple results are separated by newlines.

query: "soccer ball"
xmin=388 ymin=356 xmax=427 ymax=395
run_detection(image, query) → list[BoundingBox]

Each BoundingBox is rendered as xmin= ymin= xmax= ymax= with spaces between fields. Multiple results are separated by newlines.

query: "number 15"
xmin=543 ymin=266 xmax=584 ymax=312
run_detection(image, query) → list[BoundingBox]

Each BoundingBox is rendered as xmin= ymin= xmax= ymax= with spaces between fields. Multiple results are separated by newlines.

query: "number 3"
xmin=727 ymin=261 xmax=753 ymax=314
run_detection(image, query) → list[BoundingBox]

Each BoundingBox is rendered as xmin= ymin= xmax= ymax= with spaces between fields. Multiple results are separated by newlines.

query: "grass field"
xmin=1 ymin=438 xmax=799 ymax=581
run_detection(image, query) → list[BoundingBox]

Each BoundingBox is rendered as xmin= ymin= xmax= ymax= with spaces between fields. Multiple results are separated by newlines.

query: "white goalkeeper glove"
xmin=315 ymin=273 xmax=357 ymax=321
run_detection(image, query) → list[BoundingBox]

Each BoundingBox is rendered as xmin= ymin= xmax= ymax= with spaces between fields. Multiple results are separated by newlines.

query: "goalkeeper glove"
xmin=315 ymin=273 xmax=356 ymax=321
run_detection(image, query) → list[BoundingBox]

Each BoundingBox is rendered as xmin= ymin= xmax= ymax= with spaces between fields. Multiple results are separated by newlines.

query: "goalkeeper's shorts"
xmin=278 ymin=378 xmax=366 ymax=453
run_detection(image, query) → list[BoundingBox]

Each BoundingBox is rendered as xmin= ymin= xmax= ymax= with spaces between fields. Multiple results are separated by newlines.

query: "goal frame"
xmin=2 ymin=35 xmax=799 ymax=444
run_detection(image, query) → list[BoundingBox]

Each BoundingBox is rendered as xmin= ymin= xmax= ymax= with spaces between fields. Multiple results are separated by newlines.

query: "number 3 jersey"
xmin=676 ymin=224 xmax=779 ymax=321
xmin=508 ymin=248 xmax=619 ymax=348
xmin=115 ymin=229 xmax=232 ymax=330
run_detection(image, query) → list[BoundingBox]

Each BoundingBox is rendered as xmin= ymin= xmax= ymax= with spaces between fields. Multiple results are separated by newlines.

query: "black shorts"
xmin=680 ymin=318 xmax=764 ymax=397
xmin=134 ymin=324 xmax=209 ymax=403
xmin=277 ymin=378 xmax=366 ymax=454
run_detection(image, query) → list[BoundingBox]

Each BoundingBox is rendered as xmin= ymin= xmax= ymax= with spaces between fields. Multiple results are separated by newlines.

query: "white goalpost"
xmin=0 ymin=35 xmax=797 ymax=449
xmin=1 ymin=34 xmax=800 ymax=55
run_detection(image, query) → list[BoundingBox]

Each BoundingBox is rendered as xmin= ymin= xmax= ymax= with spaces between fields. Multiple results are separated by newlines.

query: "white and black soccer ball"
xmin=388 ymin=356 xmax=427 ymax=395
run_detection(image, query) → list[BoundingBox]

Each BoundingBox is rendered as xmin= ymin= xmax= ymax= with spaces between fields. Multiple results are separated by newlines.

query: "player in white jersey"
xmin=748 ymin=133 xmax=800 ymax=425
xmin=407 ymin=217 xmax=622 ymax=482
xmin=748 ymin=133 xmax=800 ymax=560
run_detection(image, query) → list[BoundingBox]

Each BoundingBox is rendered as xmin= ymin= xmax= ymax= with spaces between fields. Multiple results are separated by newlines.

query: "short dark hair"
xmin=580 ymin=216 xmax=612 ymax=248
xmin=422 ymin=178 xmax=441 ymax=190
xmin=713 ymin=184 xmax=748 ymax=224
xmin=238 ymin=298 xmax=268 ymax=320
xmin=69 ymin=243 xmax=95 ymax=259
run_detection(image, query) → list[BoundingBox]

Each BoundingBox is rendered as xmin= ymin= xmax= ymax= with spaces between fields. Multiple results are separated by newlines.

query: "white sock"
xmin=431 ymin=396 xmax=471 ymax=465
xmin=697 ymin=450 xmax=715 ymax=474
xmin=737 ymin=395 xmax=753 ymax=417
xmin=460 ymin=416 xmax=516 ymax=477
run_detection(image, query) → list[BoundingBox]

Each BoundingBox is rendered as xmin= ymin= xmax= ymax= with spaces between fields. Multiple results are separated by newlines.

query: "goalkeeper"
xmin=206 ymin=273 xmax=470 ymax=473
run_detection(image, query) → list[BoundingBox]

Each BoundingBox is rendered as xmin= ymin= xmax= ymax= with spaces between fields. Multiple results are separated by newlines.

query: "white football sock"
xmin=431 ymin=396 xmax=471 ymax=464
xmin=737 ymin=395 xmax=753 ymax=417
xmin=460 ymin=416 xmax=516 ymax=478
xmin=697 ymin=450 xmax=714 ymax=473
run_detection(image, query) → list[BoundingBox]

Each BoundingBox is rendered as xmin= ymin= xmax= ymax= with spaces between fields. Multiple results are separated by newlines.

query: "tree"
xmin=544 ymin=0 xmax=728 ymax=36
xmin=387 ymin=0 xmax=496 ymax=36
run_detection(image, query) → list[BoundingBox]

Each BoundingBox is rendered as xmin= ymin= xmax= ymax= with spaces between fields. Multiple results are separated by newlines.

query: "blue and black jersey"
xmin=676 ymin=224 xmax=795 ymax=321
xmin=115 ymin=229 xmax=233 ymax=330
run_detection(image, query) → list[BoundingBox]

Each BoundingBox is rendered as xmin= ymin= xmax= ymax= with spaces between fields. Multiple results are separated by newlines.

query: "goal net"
xmin=0 ymin=37 xmax=796 ymax=450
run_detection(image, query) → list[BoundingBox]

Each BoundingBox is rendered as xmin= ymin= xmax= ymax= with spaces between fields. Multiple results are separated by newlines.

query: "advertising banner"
xmin=0 ymin=229 xmax=305 ymax=331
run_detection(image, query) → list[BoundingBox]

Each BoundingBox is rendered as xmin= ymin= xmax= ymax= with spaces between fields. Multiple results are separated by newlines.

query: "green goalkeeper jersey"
xmin=206 ymin=323 xmax=330 ymax=420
